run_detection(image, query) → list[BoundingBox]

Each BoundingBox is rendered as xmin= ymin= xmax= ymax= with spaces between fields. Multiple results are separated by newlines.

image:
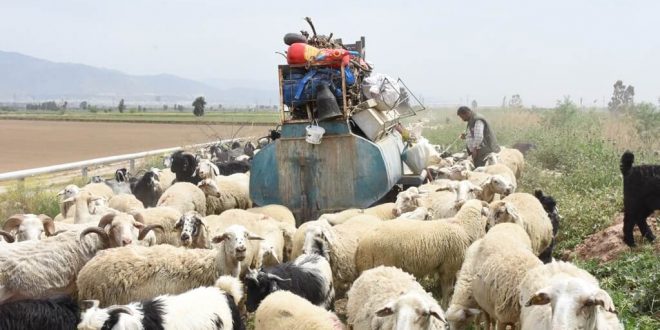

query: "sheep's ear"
xmin=211 ymin=163 xmax=220 ymax=176
xmin=429 ymin=308 xmax=446 ymax=323
xmin=246 ymin=232 xmax=264 ymax=240
xmin=504 ymin=203 xmax=522 ymax=224
xmin=174 ymin=217 xmax=184 ymax=229
xmin=212 ymin=233 xmax=229 ymax=243
xmin=525 ymin=290 xmax=551 ymax=307
xmin=591 ymin=289 xmax=617 ymax=313
xmin=192 ymin=166 xmax=199 ymax=177
xmin=375 ymin=302 xmax=396 ymax=317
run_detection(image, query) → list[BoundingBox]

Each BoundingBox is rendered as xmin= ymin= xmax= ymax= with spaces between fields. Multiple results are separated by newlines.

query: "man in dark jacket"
xmin=457 ymin=106 xmax=501 ymax=167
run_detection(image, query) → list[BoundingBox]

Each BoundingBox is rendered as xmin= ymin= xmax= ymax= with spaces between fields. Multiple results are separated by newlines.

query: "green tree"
xmin=608 ymin=80 xmax=635 ymax=112
xmin=118 ymin=99 xmax=126 ymax=113
xmin=509 ymin=94 xmax=523 ymax=108
xmin=79 ymin=101 xmax=88 ymax=110
xmin=192 ymin=96 xmax=206 ymax=117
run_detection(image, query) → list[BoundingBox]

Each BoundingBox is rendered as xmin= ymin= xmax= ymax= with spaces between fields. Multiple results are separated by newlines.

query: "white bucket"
xmin=305 ymin=124 xmax=325 ymax=144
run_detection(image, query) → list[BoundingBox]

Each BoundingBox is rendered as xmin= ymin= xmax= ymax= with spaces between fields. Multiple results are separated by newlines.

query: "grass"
xmin=0 ymin=110 xmax=280 ymax=124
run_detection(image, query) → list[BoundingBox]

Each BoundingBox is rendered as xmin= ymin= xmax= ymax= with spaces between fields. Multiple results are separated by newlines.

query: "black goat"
xmin=245 ymin=254 xmax=332 ymax=312
xmin=535 ymin=189 xmax=560 ymax=263
xmin=131 ymin=170 xmax=163 ymax=207
xmin=216 ymin=160 xmax=251 ymax=176
xmin=0 ymin=295 xmax=80 ymax=329
xmin=620 ymin=151 xmax=660 ymax=247
xmin=170 ymin=150 xmax=201 ymax=185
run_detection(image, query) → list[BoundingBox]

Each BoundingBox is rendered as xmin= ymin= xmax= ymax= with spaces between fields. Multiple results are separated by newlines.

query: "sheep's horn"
xmin=97 ymin=214 xmax=116 ymax=228
xmin=138 ymin=224 xmax=164 ymax=240
xmin=38 ymin=214 xmax=56 ymax=236
xmin=2 ymin=214 xmax=25 ymax=232
xmin=106 ymin=305 xmax=134 ymax=315
xmin=265 ymin=273 xmax=291 ymax=282
xmin=80 ymin=227 xmax=110 ymax=247
xmin=0 ymin=230 xmax=15 ymax=243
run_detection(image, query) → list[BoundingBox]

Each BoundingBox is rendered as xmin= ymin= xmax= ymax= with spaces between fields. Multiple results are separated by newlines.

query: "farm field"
xmin=0 ymin=119 xmax=274 ymax=173
xmin=0 ymin=110 xmax=280 ymax=124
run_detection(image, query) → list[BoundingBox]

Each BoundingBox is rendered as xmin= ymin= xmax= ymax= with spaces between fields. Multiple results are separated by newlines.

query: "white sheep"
xmin=2 ymin=214 xmax=55 ymax=241
xmin=355 ymin=199 xmax=489 ymax=307
xmin=490 ymin=147 xmax=525 ymax=179
xmin=293 ymin=215 xmax=383 ymax=298
xmin=197 ymin=178 xmax=251 ymax=215
xmin=80 ymin=212 xmax=162 ymax=248
xmin=254 ymin=290 xmax=345 ymax=330
xmin=81 ymin=182 xmax=115 ymax=200
xmin=61 ymin=190 xmax=113 ymax=224
xmin=107 ymin=193 xmax=145 ymax=213
xmin=347 ymin=266 xmax=446 ymax=330
xmin=393 ymin=186 xmax=466 ymax=219
xmin=519 ymin=261 xmax=622 ymax=330
xmin=156 ymin=182 xmax=207 ymax=216
xmin=76 ymin=224 xmax=263 ymax=306
xmin=0 ymin=229 xmax=111 ymax=303
xmin=247 ymin=204 xmax=297 ymax=227
xmin=396 ymin=206 xmax=432 ymax=220
xmin=194 ymin=159 xmax=220 ymax=180
xmin=465 ymin=171 xmax=516 ymax=202
xmin=132 ymin=206 xmax=182 ymax=246
xmin=153 ymin=167 xmax=176 ymax=191
xmin=447 ymin=223 xmax=543 ymax=329
xmin=78 ymin=275 xmax=244 ymax=330
xmin=488 ymin=192 xmax=554 ymax=256
xmin=55 ymin=184 xmax=80 ymax=220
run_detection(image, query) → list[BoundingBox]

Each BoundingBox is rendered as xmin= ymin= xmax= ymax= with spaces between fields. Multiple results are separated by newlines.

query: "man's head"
xmin=457 ymin=106 xmax=473 ymax=122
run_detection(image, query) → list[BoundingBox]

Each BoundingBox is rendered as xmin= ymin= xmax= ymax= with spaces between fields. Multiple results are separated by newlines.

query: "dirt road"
xmin=0 ymin=120 xmax=274 ymax=173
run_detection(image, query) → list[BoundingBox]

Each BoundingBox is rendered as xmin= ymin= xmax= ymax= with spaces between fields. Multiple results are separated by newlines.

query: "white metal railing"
xmin=0 ymin=138 xmax=247 ymax=183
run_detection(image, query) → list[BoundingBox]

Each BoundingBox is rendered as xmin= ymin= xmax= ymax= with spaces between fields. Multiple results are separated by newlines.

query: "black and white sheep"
xmin=78 ymin=276 xmax=244 ymax=330
xmin=131 ymin=170 xmax=163 ymax=207
xmin=245 ymin=250 xmax=334 ymax=312
xmin=620 ymin=150 xmax=660 ymax=246
xmin=170 ymin=150 xmax=202 ymax=184
xmin=0 ymin=295 xmax=80 ymax=329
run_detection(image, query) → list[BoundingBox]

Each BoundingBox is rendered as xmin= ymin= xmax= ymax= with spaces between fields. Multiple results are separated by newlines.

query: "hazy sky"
xmin=2 ymin=0 xmax=659 ymax=107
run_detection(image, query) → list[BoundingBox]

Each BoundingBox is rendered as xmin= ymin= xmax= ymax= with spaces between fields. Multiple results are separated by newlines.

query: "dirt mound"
xmin=569 ymin=213 xmax=660 ymax=263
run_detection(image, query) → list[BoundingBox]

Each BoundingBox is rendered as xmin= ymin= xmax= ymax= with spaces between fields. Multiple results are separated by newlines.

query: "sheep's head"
xmin=484 ymin=153 xmax=500 ymax=165
xmin=245 ymin=269 xmax=291 ymax=312
xmin=175 ymin=211 xmax=206 ymax=247
xmin=194 ymin=159 xmax=220 ymax=179
xmin=212 ymin=225 xmax=263 ymax=262
xmin=254 ymin=240 xmax=280 ymax=269
xmin=78 ymin=301 xmax=142 ymax=330
xmin=3 ymin=214 xmax=55 ymax=241
xmin=57 ymin=184 xmax=80 ymax=200
xmin=487 ymin=201 xmax=521 ymax=229
xmin=97 ymin=213 xmax=163 ymax=247
xmin=446 ymin=304 xmax=481 ymax=330
xmin=170 ymin=151 xmax=198 ymax=178
xmin=197 ymin=179 xmax=222 ymax=197
xmin=484 ymin=175 xmax=515 ymax=197
xmin=394 ymin=187 xmax=423 ymax=216
xmin=397 ymin=206 xmax=433 ymax=220
xmin=525 ymin=277 xmax=618 ymax=329
xmin=455 ymin=180 xmax=482 ymax=203
xmin=375 ymin=292 xmax=447 ymax=330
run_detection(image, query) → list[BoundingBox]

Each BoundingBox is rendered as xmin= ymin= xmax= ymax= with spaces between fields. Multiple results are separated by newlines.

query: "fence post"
xmin=129 ymin=159 xmax=136 ymax=173
xmin=81 ymin=167 xmax=88 ymax=182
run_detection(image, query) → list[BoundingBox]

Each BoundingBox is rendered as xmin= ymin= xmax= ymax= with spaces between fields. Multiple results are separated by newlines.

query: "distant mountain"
xmin=0 ymin=50 xmax=277 ymax=105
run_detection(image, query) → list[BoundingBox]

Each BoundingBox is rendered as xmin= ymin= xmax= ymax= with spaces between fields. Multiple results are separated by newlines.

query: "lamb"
xmin=157 ymin=181 xmax=207 ymax=216
xmin=0 ymin=295 xmax=80 ymax=329
xmin=245 ymin=248 xmax=334 ymax=312
xmin=197 ymin=178 xmax=252 ymax=215
xmin=108 ymin=193 xmax=145 ymax=213
xmin=0 ymin=229 xmax=111 ymax=303
xmin=132 ymin=206 xmax=183 ymax=246
xmin=169 ymin=150 xmax=201 ymax=184
xmin=3 ymin=214 xmax=55 ymax=241
xmin=488 ymin=192 xmax=554 ymax=257
xmin=619 ymin=150 xmax=660 ymax=246
xmin=254 ymin=291 xmax=345 ymax=330
xmin=346 ymin=266 xmax=446 ymax=330
xmin=247 ymin=204 xmax=296 ymax=227
xmin=76 ymin=225 xmax=263 ymax=306
xmin=355 ymin=199 xmax=489 ymax=307
xmin=77 ymin=276 xmax=244 ymax=330
xmin=519 ymin=261 xmax=622 ymax=330
xmin=292 ymin=215 xmax=383 ymax=298
xmin=130 ymin=170 xmax=163 ymax=207
xmin=535 ymin=189 xmax=561 ymax=263
xmin=447 ymin=223 xmax=543 ymax=329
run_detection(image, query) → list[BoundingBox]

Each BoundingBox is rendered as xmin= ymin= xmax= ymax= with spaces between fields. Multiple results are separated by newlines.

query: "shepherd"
xmin=457 ymin=106 xmax=501 ymax=167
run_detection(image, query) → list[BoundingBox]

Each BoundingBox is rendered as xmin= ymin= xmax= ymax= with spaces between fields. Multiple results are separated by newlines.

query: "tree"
xmin=509 ymin=94 xmax=523 ymax=108
xmin=118 ymin=99 xmax=126 ymax=113
xmin=79 ymin=101 xmax=88 ymax=110
xmin=608 ymin=80 xmax=635 ymax=112
xmin=192 ymin=96 xmax=206 ymax=117
xmin=471 ymin=100 xmax=478 ymax=109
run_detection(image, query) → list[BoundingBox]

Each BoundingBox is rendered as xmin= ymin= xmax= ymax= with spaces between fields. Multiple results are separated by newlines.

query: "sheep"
xmin=0 ymin=295 xmax=80 ymax=329
xmin=154 ymin=167 xmax=176 ymax=191
xmin=194 ymin=159 xmax=220 ymax=179
xmin=175 ymin=211 xmax=212 ymax=249
xmin=473 ymin=163 xmax=518 ymax=192
xmin=0 ymin=229 xmax=111 ymax=303
xmin=448 ymin=223 xmax=543 ymax=329
xmin=619 ymin=150 xmax=660 ymax=246
xmin=355 ymin=199 xmax=489 ymax=307
xmin=519 ymin=261 xmax=622 ymax=330
xmin=157 ymin=182 xmax=207 ymax=216
xmin=535 ymin=189 xmax=561 ymax=263
xmin=396 ymin=206 xmax=433 ymax=220
xmin=255 ymin=291 xmax=345 ymax=330
xmin=216 ymin=160 xmax=251 ymax=176
xmin=3 ymin=214 xmax=55 ymax=241
xmin=82 ymin=182 xmax=115 ymax=200
xmin=488 ymin=192 xmax=554 ymax=257
xmin=465 ymin=171 xmax=516 ymax=202
xmin=492 ymin=147 xmax=525 ymax=179
xmin=170 ymin=150 xmax=201 ymax=184
xmin=56 ymin=184 xmax=81 ymax=220
xmin=77 ymin=276 xmax=244 ymax=330
xmin=247 ymin=204 xmax=296 ymax=227
xmin=319 ymin=202 xmax=398 ymax=225
xmin=62 ymin=190 xmax=111 ymax=224
xmin=132 ymin=206 xmax=183 ymax=246
xmin=108 ymin=193 xmax=145 ymax=213
xmin=346 ymin=266 xmax=446 ymax=330
xmin=76 ymin=225 xmax=263 ymax=306
xmin=245 ymin=248 xmax=334 ymax=312
xmin=393 ymin=186 xmax=466 ymax=219
xmin=197 ymin=178 xmax=252 ymax=215
xmin=99 ymin=168 xmax=132 ymax=195
xmin=130 ymin=170 xmax=163 ymax=207
xmin=85 ymin=212 xmax=163 ymax=248
xmin=292 ymin=215 xmax=383 ymax=298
